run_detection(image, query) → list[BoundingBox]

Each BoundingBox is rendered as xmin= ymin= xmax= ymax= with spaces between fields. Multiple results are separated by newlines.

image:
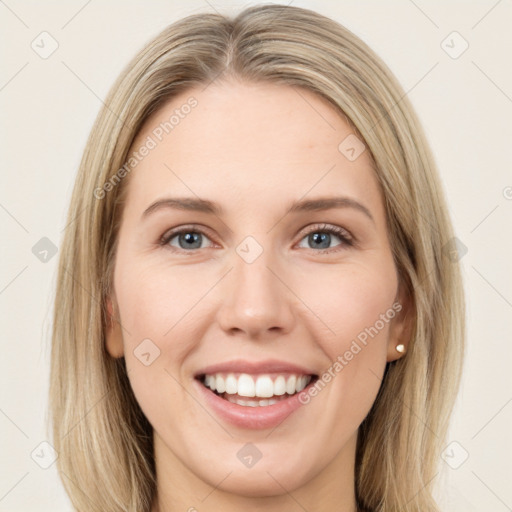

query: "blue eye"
xmin=297 ymin=224 xmax=353 ymax=252
xmin=162 ymin=228 xmax=214 ymax=251
xmin=160 ymin=223 xmax=354 ymax=254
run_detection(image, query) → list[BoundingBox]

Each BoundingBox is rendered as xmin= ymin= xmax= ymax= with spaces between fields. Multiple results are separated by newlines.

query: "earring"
xmin=395 ymin=344 xmax=405 ymax=354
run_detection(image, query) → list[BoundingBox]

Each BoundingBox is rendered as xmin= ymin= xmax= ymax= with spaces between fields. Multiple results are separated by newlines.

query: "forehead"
xmin=124 ymin=81 xmax=382 ymax=217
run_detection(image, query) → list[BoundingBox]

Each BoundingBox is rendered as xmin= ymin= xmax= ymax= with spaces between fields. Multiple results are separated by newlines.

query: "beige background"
xmin=1 ymin=0 xmax=511 ymax=510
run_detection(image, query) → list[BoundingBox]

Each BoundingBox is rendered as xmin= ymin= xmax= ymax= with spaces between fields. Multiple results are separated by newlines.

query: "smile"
xmin=200 ymin=372 xmax=314 ymax=407
xmin=194 ymin=370 xmax=319 ymax=429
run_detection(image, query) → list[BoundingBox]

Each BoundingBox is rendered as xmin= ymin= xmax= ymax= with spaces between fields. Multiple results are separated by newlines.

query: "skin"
xmin=105 ymin=79 xmax=412 ymax=512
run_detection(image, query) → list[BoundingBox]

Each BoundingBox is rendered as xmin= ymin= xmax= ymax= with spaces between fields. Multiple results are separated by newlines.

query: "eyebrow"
xmin=288 ymin=197 xmax=374 ymax=222
xmin=142 ymin=197 xmax=222 ymax=217
xmin=142 ymin=196 xmax=374 ymax=223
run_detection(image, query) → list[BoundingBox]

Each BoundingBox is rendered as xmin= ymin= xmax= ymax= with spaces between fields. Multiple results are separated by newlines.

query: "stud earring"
xmin=395 ymin=344 xmax=405 ymax=354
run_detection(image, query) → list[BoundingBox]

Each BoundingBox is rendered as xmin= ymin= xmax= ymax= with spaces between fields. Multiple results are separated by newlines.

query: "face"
xmin=106 ymin=80 xmax=410 ymax=507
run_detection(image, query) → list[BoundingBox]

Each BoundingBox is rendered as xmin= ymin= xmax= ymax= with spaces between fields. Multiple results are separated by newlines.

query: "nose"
xmin=216 ymin=249 xmax=296 ymax=339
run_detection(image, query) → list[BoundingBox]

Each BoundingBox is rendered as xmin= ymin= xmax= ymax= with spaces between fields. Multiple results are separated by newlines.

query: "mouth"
xmin=192 ymin=359 xmax=321 ymax=429
xmin=195 ymin=372 xmax=319 ymax=408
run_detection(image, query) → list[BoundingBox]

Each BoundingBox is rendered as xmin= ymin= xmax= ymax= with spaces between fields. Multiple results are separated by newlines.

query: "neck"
xmin=151 ymin=431 xmax=359 ymax=512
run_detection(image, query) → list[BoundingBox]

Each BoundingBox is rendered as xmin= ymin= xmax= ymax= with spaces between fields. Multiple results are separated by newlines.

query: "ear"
xmin=386 ymin=283 xmax=414 ymax=362
xmin=105 ymin=296 xmax=124 ymax=358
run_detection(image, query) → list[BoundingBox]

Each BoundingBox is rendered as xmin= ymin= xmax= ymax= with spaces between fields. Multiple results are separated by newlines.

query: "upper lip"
xmin=194 ymin=359 xmax=318 ymax=377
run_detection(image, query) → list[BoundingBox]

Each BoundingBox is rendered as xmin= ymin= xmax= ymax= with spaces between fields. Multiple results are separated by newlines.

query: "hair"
xmin=48 ymin=4 xmax=465 ymax=511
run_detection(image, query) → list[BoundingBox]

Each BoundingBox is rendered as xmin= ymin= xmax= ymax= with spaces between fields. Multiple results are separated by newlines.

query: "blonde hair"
xmin=48 ymin=4 xmax=465 ymax=511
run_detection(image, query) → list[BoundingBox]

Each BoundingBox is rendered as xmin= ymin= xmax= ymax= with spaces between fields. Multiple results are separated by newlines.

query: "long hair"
xmin=48 ymin=4 xmax=465 ymax=511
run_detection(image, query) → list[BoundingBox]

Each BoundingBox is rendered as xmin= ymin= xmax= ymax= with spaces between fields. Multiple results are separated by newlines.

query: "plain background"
xmin=1 ymin=0 xmax=511 ymax=510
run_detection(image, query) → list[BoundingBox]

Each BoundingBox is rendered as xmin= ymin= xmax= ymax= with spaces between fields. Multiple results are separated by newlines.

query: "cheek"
xmin=299 ymin=262 xmax=397 ymax=348
xmin=112 ymin=259 xmax=197 ymax=410
xmin=114 ymin=257 xmax=205 ymax=345
xmin=296 ymin=261 xmax=397 ymax=409
xmin=291 ymin=270 xmax=396 ymax=437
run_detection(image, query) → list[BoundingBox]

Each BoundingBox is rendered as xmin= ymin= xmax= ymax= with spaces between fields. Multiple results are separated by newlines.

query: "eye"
xmin=160 ymin=223 xmax=354 ymax=254
xmin=160 ymin=225 xmax=216 ymax=252
xmin=296 ymin=223 xmax=354 ymax=253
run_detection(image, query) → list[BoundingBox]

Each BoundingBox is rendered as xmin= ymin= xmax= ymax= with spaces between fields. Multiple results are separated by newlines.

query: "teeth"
xmin=238 ymin=374 xmax=255 ymax=397
xmin=286 ymin=375 xmax=297 ymax=394
xmin=274 ymin=376 xmax=286 ymax=395
xmin=255 ymin=375 xmax=274 ymax=397
xmin=225 ymin=374 xmax=237 ymax=394
xmin=202 ymin=373 xmax=313 ymax=398
xmin=224 ymin=395 xmax=287 ymax=407
xmin=215 ymin=375 xmax=226 ymax=393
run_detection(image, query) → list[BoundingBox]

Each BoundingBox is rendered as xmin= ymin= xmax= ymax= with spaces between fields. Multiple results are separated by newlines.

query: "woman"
xmin=48 ymin=4 xmax=465 ymax=511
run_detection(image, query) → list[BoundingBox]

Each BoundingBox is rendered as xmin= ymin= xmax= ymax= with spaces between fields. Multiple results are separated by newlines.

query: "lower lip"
xmin=193 ymin=378 xmax=316 ymax=430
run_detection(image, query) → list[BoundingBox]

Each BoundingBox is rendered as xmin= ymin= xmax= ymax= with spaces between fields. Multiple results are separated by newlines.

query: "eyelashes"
xmin=160 ymin=225 xmax=214 ymax=252
xmin=159 ymin=223 xmax=355 ymax=255
xmin=295 ymin=223 xmax=354 ymax=252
